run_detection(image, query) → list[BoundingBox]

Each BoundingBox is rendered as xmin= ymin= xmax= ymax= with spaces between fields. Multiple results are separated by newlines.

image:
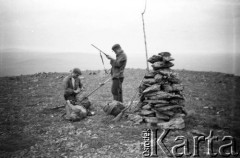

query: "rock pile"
xmin=137 ymin=52 xmax=186 ymax=129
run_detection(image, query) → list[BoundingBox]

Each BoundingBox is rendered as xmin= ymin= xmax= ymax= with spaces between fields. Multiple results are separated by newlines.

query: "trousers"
xmin=111 ymin=78 xmax=124 ymax=102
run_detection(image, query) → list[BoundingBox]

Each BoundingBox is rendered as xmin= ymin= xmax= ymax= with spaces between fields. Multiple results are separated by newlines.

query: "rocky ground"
xmin=0 ymin=69 xmax=239 ymax=157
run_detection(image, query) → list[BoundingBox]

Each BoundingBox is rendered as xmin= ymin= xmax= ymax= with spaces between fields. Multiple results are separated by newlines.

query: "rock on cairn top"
xmin=136 ymin=52 xmax=187 ymax=129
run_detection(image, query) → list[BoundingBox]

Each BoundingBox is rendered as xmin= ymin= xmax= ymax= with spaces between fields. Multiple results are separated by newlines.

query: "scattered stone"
xmin=157 ymin=117 xmax=185 ymax=129
xmin=128 ymin=114 xmax=143 ymax=125
xmin=89 ymin=72 xmax=97 ymax=75
xmin=33 ymin=79 xmax=38 ymax=82
xmin=191 ymin=129 xmax=206 ymax=136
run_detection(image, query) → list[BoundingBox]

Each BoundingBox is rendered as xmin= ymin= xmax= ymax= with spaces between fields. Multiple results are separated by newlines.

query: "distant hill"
xmin=0 ymin=50 xmax=239 ymax=76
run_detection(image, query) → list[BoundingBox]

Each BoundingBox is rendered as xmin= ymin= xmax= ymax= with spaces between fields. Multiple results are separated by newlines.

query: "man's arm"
xmin=78 ymin=79 xmax=83 ymax=89
xmin=110 ymin=54 xmax=127 ymax=68
xmin=63 ymin=77 xmax=74 ymax=95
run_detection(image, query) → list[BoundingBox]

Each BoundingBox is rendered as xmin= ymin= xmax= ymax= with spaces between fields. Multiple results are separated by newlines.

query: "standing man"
xmin=106 ymin=44 xmax=127 ymax=102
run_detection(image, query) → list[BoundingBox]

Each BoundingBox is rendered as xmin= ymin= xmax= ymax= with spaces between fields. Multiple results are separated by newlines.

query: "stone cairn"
xmin=137 ymin=52 xmax=186 ymax=129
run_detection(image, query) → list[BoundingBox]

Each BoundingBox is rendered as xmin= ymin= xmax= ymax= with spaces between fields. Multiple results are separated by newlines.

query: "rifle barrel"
xmin=91 ymin=44 xmax=108 ymax=56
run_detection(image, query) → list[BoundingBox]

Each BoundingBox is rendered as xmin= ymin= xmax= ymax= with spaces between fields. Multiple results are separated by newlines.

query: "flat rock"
xmin=157 ymin=117 xmax=185 ymax=129
xmin=153 ymin=104 xmax=170 ymax=108
xmin=161 ymin=111 xmax=175 ymax=117
xmin=148 ymin=55 xmax=163 ymax=63
xmin=142 ymin=104 xmax=151 ymax=110
xmin=142 ymin=78 xmax=156 ymax=85
xmin=140 ymin=109 xmax=155 ymax=116
xmin=155 ymin=69 xmax=173 ymax=77
xmin=162 ymin=84 xmax=173 ymax=92
xmin=143 ymin=100 xmax=169 ymax=104
xmin=144 ymin=71 xmax=155 ymax=78
xmin=145 ymin=91 xmax=183 ymax=100
xmin=168 ymin=77 xmax=181 ymax=84
xmin=148 ymin=93 xmax=183 ymax=100
xmin=144 ymin=91 xmax=171 ymax=97
xmin=154 ymin=74 xmax=163 ymax=83
xmin=139 ymin=84 xmax=148 ymax=93
xmin=142 ymin=84 xmax=161 ymax=94
xmin=152 ymin=61 xmax=174 ymax=70
xmin=162 ymin=56 xmax=174 ymax=62
xmin=169 ymin=99 xmax=184 ymax=105
xmin=153 ymin=110 xmax=170 ymax=120
xmin=158 ymin=52 xmax=171 ymax=57
xmin=144 ymin=117 xmax=159 ymax=123
xmin=155 ymin=105 xmax=183 ymax=112
xmin=191 ymin=129 xmax=206 ymax=136
xmin=162 ymin=84 xmax=183 ymax=93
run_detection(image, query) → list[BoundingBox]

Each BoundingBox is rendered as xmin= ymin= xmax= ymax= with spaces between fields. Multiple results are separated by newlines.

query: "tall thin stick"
xmin=142 ymin=0 xmax=149 ymax=72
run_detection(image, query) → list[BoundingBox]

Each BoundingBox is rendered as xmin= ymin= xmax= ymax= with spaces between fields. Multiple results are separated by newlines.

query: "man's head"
xmin=112 ymin=44 xmax=123 ymax=55
xmin=71 ymin=68 xmax=82 ymax=78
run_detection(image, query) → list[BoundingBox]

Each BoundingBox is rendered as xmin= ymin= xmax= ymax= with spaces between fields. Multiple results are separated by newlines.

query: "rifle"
xmin=91 ymin=44 xmax=110 ymax=74
xmin=91 ymin=44 xmax=109 ymax=57
xmin=51 ymin=77 xmax=111 ymax=110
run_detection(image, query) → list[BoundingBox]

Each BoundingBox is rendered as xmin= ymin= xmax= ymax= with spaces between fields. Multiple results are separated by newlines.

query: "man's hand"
xmin=74 ymin=88 xmax=81 ymax=94
xmin=106 ymin=54 xmax=114 ymax=60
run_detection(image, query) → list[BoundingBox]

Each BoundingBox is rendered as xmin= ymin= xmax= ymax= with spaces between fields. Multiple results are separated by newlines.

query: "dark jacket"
xmin=110 ymin=51 xmax=127 ymax=79
xmin=63 ymin=75 xmax=83 ymax=100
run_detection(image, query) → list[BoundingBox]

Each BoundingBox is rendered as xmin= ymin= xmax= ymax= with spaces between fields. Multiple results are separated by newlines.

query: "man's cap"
xmin=112 ymin=44 xmax=121 ymax=50
xmin=72 ymin=68 xmax=82 ymax=75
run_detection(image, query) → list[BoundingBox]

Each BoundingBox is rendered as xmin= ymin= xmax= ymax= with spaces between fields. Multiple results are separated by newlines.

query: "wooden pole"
xmin=142 ymin=0 xmax=149 ymax=72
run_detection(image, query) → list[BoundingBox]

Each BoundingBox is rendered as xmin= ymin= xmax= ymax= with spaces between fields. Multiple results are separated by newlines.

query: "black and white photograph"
xmin=0 ymin=0 xmax=240 ymax=157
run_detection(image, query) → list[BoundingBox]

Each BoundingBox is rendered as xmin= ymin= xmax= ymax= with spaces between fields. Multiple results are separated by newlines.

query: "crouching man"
xmin=63 ymin=68 xmax=94 ymax=121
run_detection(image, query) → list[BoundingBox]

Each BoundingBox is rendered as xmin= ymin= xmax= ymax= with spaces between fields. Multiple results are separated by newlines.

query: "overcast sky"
xmin=0 ymin=0 xmax=239 ymax=75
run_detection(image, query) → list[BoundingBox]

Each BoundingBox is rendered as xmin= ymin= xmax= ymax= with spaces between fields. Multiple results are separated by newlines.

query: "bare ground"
xmin=0 ymin=69 xmax=239 ymax=157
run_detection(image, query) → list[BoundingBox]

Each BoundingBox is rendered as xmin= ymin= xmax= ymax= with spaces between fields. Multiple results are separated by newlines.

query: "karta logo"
xmin=142 ymin=129 xmax=239 ymax=157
